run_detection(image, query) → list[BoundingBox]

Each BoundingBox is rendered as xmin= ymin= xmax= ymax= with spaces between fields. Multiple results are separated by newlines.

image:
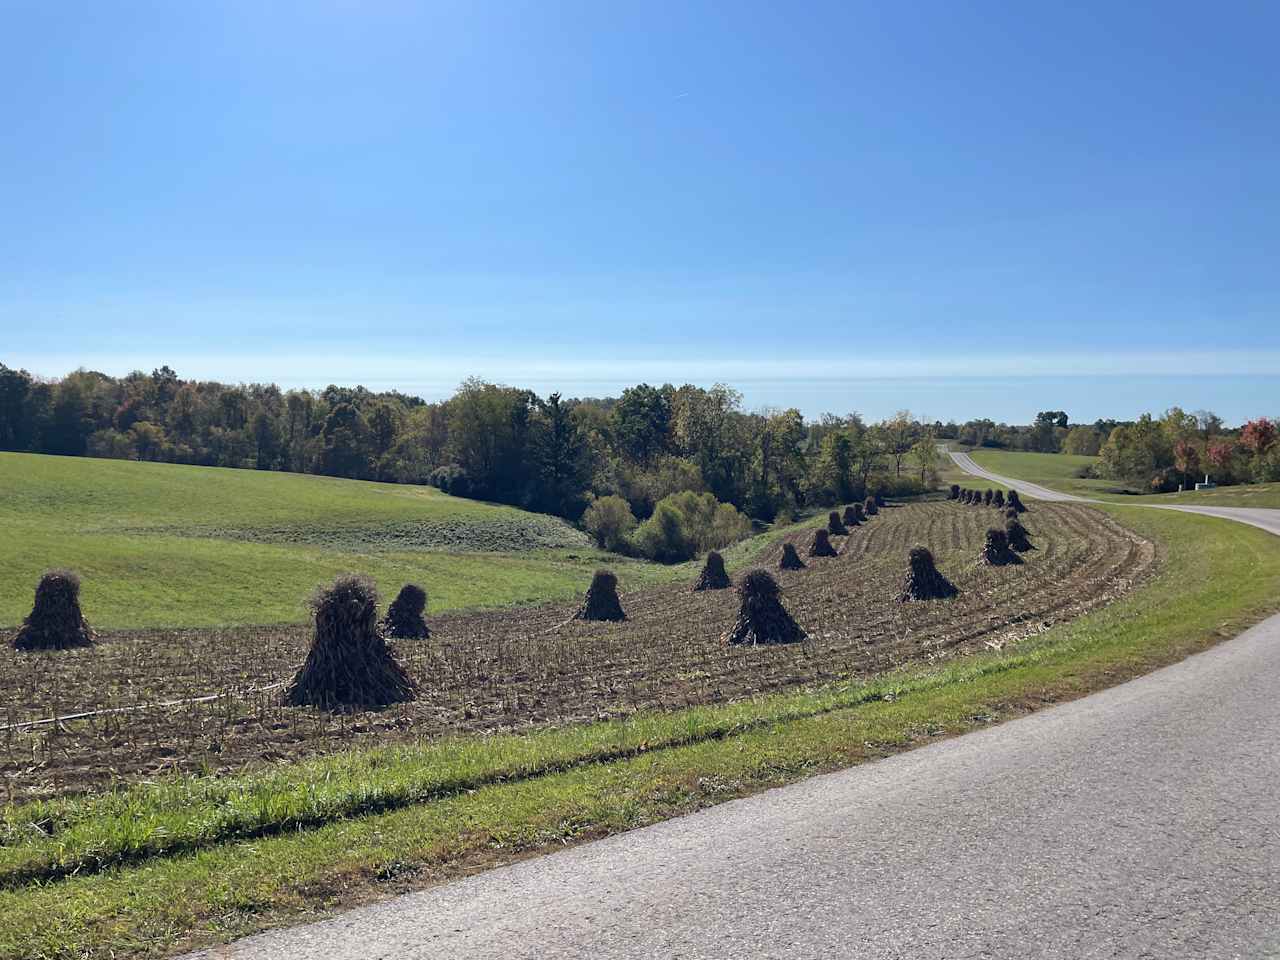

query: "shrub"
xmin=869 ymin=476 xmax=923 ymax=499
xmin=582 ymin=495 xmax=638 ymax=552
xmin=630 ymin=491 xmax=751 ymax=563
xmin=630 ymin=499 xmax=697 ymax=563
xmin=428 ymin=464 xmax=470 ymax=497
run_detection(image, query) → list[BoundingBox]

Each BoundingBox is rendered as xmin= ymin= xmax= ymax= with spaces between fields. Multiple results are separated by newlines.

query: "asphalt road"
xmin=196 ymin=611 xmax=1280 ymax=960
xmin=948 ymin=450 xmax=1091 ymax=503
xmin=948 ymin=449 xmax=1280 ymax=537
xmin=193 ymin=457 xmax=1280 ymax=960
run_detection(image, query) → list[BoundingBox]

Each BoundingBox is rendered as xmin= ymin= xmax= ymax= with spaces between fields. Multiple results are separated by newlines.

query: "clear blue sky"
xmin=2 ymin=1 xmax=1277 ymax=423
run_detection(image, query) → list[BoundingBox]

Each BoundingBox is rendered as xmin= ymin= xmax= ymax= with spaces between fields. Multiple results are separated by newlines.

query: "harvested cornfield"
xmin=0 ymin=501 xmax=1158 ymax=800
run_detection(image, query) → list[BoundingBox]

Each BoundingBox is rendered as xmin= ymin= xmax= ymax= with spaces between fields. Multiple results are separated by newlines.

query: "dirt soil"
xmin=0 ymin=501 xmax=1158 ymax=801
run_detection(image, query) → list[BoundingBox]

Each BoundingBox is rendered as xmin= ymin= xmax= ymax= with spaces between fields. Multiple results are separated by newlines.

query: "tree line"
xmin=1094 ymin=409 xmax=1279 ymax=492
xmin=5 ymin=363 xmax=1271 ymax=535
xmin=0 ymin=363 xmax=942 ymax=525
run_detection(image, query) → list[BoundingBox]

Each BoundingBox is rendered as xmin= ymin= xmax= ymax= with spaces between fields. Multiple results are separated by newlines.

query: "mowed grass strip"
xmin=966 ymin=449 xmax=1112 ymax=498
xmin=2 ymin=506 xmax=1279 ymax=959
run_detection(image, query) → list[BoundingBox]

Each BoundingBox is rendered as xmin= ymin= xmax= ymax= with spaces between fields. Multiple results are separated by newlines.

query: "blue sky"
xmin=2 ymin=0 xmax=1277 ymax=423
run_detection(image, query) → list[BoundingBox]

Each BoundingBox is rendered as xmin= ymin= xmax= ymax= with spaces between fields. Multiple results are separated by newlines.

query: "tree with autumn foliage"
xmin=1206 ymin=439 xmax=1237 ymax=476
xmin=1239 ymin=418 xmax=1280 ymax=483
xmin=1173 ymin=438 xmax=1200 ymax=489
xmin=1240 ymin=418 xmax=1276 ymax=457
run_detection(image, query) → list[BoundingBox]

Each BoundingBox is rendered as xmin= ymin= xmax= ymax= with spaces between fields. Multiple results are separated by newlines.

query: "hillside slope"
xmin=0 ymin=453 xmax=639 ymax=628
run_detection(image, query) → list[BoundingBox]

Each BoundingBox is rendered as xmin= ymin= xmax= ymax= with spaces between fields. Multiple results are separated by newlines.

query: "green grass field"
xmin=0 ymin=453 xmax=658 ymax=628
xmin=3 ymin=504 xmax=1279 ymax=959
xmin=967 ymin=449 xmax=1280 ymax=507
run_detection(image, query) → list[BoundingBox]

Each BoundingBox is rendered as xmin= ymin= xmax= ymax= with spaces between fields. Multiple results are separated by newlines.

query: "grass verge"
xmin=3 ymin=506 xmax=1279 ymax=959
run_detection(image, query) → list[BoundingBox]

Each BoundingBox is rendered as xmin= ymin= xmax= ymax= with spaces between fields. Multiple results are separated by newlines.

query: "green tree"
xmin=318 ymin=403 xmax=373 ymax=479
xmin=444 ymin=379 xmax=534 ymax=503
xmin=812 ymin=433 xmax=855 ymax=503
xmin=366 ymin=402 xmax=401 ymax=462
xmin=1099 ymin=414 xmax=1172 ymax=486
xmin=671 ymin=383 xmax=749 ymax=505
xmin=251 ymin=411 xmax=283 ymax=470
xmin=880 ymin=410 xmax=916 ymax=476
xmin=0 ymin=363 xmax=34 ymax=450
xmin=910 ymin=437 xmax=940 ymax=486
xmin=129 ymin=421 xmax=169 ymax=461
xmin=1062 ymin=426 xmax=1102 ymax=456
xmin=528 ymin=392 xmax=593 ymax=518
xmin=611 ymin=383 xmax=672 ymax=464
xmin=749 ymin=408 xmax=806 ymax=519
xmin=43 ymin=374 xmax=95 ymax=456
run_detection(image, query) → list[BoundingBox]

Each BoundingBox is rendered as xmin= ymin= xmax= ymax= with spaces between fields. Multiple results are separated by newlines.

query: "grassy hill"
xmin=0 ymin=453 xmax=656 ymax=629
xmin=967 ymin=448 xmax=1280 ymax=507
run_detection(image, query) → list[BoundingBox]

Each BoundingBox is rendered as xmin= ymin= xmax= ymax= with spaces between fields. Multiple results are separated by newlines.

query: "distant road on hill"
xmin=949 ymin=448 xmax=1280 ymax=537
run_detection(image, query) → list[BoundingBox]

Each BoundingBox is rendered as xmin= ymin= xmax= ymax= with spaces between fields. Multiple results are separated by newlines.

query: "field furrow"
xmin=0 ymin=501 xmax=1158 ymax=801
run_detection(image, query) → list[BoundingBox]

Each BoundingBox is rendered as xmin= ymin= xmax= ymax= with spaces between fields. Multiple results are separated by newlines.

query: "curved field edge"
xmin=3 ymin=502 xmax=1144 ymax=797
xmin=3 ymin=506 xmax=1279 ymax=960
xmin=0 ymin=452 xmax=811 ymax=629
